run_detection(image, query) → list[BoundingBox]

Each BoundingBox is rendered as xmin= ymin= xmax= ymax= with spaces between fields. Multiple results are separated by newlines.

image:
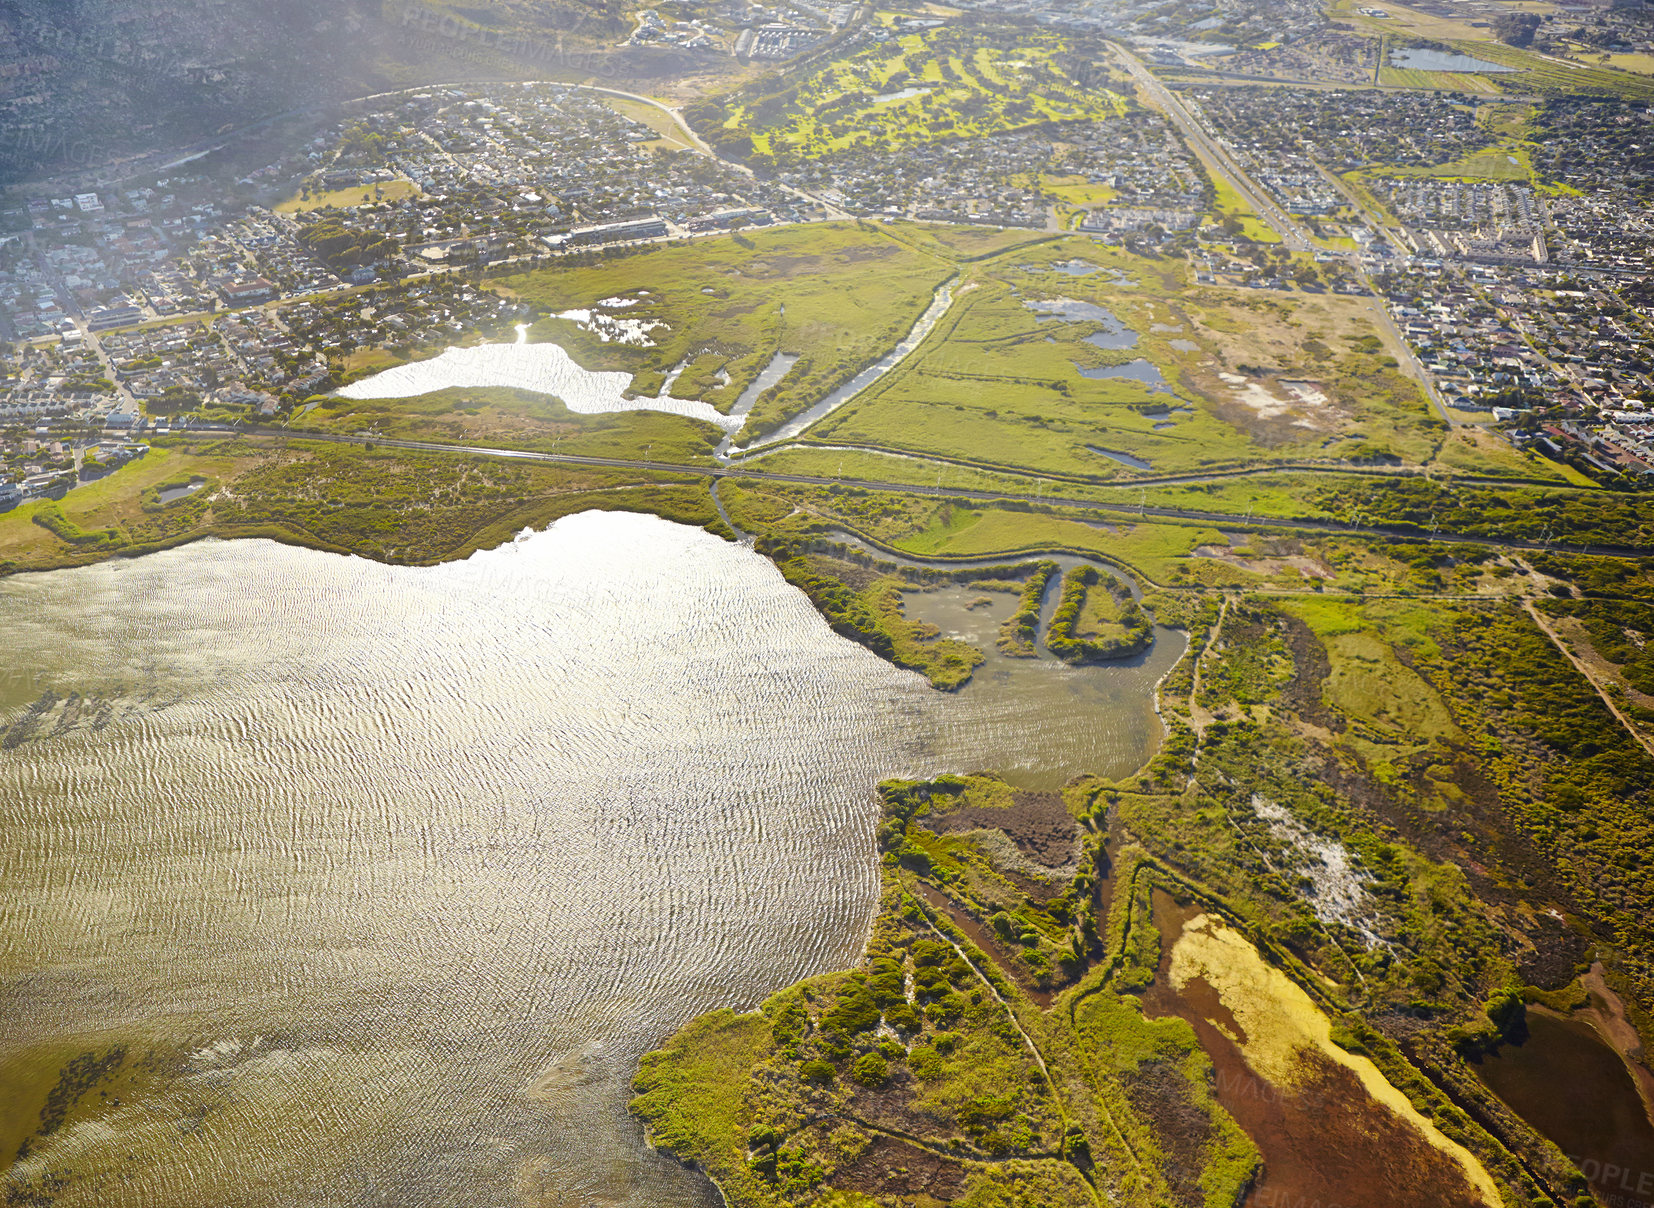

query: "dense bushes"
xmin=759 ymin=540 xmax=985 ymax=689
xmin=31 ymin=504 xmax=122 ymax=548
xmin=1436 ymin=605 xmax=1654 ymax=1009
xmin=1313 ymin=479 xmax=1654 ymax=548
xmin=996 ymin=560 xmax=1058 ymax=657
xmin=851 ymin=1052 xmax=888 ymax=1086
xmin=1541 ymin=597 xmax=1654 ymax=694
xmin=1044 ymin=566 xmax=1153 ymax=663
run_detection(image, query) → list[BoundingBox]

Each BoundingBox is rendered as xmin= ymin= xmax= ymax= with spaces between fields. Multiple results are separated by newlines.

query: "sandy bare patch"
xmin=1217 ymin=373 xmax=1344 ymax=432
xmin=1193 ymin=544 xmax=1334 ymax=581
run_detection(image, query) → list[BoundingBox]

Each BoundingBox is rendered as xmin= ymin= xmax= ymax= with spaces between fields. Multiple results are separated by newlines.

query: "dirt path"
xmin=1521 ymin=596 xmax=1654 ymax=758
xmin=914 ymin=896 xmax=1109 ymax=1205
xmin=1187 ymin=596 xmax=1227 ymax=750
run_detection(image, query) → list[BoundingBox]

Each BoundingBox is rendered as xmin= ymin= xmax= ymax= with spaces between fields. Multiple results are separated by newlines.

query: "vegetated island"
xmin=1044 ymin=565 xmax=1154 ymax=664
xmin=762 ymin=542 xmax=1122 ymax=690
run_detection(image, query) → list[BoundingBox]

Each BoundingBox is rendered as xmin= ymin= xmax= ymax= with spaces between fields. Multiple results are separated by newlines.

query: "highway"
xmin=1109 ymin=43 xmax=1310 ymax=253
xmin=1106 ymin=48 xmax=1461 ymax=428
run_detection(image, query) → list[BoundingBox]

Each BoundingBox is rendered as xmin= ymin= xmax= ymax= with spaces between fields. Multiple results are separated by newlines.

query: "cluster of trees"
xmin=1492 ymin=12 xmax=1543 ymax=47
xmin=295 ymin=218 xmax=400 ymax=272
xmin=1312 ymin=478 xmax=1654 ymax=546
xmin=336 ymin=121 xmax=388 ymax=165
xmin=148 ymin=385 xmax=204 ymax=415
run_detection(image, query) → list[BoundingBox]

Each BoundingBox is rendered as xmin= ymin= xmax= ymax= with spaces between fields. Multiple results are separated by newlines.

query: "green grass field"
xmin=275 ymin=179 xmax=421 ymax=213
xmin=496 ymin=222 xmax=954 ymax=439
xmin=795 ymin=236 xmax=1447 ymax=480
xmin=1206 ymin=166 xmax=1285 ymax=243
xmin=694 ymin=24 xmax=1126 ymax=167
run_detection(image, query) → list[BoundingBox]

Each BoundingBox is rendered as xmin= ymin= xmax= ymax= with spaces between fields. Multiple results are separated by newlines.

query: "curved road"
xmin=223 ymin=423 xmax=1652 ymax=559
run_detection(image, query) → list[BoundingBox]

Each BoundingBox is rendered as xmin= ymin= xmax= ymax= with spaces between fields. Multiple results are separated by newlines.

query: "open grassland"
xmin=495 ymin=222 xmax=953 ymax=438
xmin=881 ymin=224 xmax=1062 ymax=263
xmin=1376 ymin=65 xmax=1505 ymax=93
xmin=274 ymin=179 xmax=421 ymax=213
xmin=1359 ymin=106 xmax=1543 ymax=187
xmin=801 ymin=237 xmax=1450 ymax=480
xmin=1209 ymin=171 xmax=1284 ymax=243
xmin=1332 ymin=0 xmax=1537 ymax=45
xmin=688 ymin=24 xmax=1126 ymax=167
xmin=597 ymin=95 xmax=699 ymax=150
xmin=0 ymin=445 xmax=261 ymax=572
xmin=1394 ymin=143 xmax=1531 ymax=182
xmin=301 ymin=386 xmax=723 ymax=464
xmin=1601 ymin=50 xmax=1654 ymax=75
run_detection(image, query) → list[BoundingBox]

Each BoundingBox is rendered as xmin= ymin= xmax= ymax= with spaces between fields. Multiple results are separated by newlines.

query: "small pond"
xmin=1075 ymin=358 xmax=1174 ymax=393
xmin=155 ymin=479 xmax=207 ymax=505
xmin=1474 ymin=1009 xmax=1654 ymax=1208
xmin=1391 ymin=47 xmax=1516 ymax=72
xmin=873 ymin=86 xmax=929 ymax=102
xmin=1025 ymin=297 xmax=1140 ymax=350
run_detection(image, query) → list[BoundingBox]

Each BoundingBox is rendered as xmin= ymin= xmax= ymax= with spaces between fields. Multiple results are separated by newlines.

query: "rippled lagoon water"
xmin=0 ymin=512 xmax=1176 ymax=1207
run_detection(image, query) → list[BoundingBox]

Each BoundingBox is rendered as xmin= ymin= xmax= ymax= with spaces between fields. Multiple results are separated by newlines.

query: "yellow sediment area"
xmin=1170 ymin=914 xmax=1503 ymax=1208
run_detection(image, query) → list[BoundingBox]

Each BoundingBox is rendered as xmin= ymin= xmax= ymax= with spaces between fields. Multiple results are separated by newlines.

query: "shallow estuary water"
xmin=338 ymin=325 xmax=742 ymax=433
xmin=0 ymin=512 xmax=1177 ymax=1208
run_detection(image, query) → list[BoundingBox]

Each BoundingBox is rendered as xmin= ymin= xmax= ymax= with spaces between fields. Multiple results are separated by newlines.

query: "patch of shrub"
xmin=852 ymin=1052 xmax=888 ymax=1087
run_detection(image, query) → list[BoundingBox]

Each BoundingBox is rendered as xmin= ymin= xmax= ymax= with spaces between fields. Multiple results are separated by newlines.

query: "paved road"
xmin=1110 ymin=44 xmax=1310 ymax=252
xmin=732 ymin=437 xmax=1560 ymax=489
xmin=215 ymin=423 xmax=1651 ymax=559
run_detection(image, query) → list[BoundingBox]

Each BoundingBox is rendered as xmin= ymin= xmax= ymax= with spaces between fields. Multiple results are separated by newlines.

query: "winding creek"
xmin=0 ymin=511 xmax=1179 ymax=1208
xmin=735 ymin=279 xmax=960 ymax=452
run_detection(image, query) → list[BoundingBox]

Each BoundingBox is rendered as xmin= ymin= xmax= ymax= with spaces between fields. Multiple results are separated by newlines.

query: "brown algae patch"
xmin=1169 ymin=914 xmax=1502 ymax=1208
